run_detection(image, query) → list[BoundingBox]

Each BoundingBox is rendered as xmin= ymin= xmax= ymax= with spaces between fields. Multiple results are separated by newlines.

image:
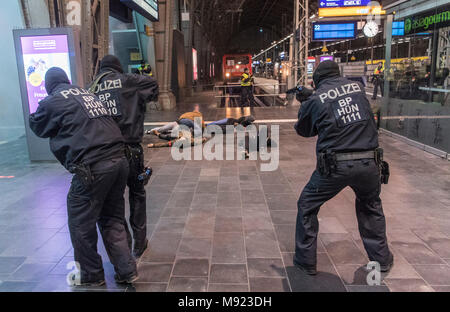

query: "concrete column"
xmin=154 ymin=0 xmax=176 ymax=110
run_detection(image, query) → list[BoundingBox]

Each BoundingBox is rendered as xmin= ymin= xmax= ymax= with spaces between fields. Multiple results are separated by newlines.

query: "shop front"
xmin=382 ymin=0 xmax=450 ymax=155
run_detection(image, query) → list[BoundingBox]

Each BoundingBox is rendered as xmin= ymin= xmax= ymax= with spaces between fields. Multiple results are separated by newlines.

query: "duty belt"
xmin=335 ymin=150 xmax=375 ymax=162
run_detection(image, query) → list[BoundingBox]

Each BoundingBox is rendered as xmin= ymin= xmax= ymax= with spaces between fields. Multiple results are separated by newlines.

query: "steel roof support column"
xmin=293 ymin=0 xmax=309 ymax=86
xmin=80 ymin=0 xmax=109 ymax=85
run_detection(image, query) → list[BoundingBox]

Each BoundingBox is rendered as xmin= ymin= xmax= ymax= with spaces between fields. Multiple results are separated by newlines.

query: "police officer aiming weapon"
xmin=292 ymin=60 xmax=393 ymax=276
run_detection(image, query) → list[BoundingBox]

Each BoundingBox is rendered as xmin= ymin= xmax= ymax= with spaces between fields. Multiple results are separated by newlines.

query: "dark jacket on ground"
xmin=294 ymin=61 xmax=378 ymax=155
xmin=90 ymin=58 xmax=159 ymax=144
xmin=29 ymin=67 xmax=125 ymax=171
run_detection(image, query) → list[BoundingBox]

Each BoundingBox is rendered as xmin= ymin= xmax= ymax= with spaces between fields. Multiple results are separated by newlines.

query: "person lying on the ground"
xmin=147 ymin=112 xmax=255 ymax=140
xmin=148 ymin=104 xmax=204 ymax=137
xmin=147 ymin=132 xmax=207 ymax=148
xmin=147 ymin=115 xmax=256 ymax=149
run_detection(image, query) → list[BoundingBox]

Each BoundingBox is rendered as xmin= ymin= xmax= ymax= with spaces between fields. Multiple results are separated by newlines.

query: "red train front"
xmin=222 ymin=54 xmax=252 ymax=83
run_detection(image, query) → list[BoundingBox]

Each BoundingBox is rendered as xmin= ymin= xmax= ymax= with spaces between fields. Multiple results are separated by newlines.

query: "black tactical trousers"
xmin=241 ymin=86 xmax=254 ymax=107
xmin=372 ymin=77 xmax=384 ymax=99
xmin=67 ymin=157 xmax=137 ymax=283
xmin=294 ymin=159 xmax=391 ymax=268
xmin=125 ymin=144 xmax=147 ymax=251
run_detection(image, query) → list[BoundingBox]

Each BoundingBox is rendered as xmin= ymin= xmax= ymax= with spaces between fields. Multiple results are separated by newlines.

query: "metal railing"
xmin=213 ymin=83 xmax=288 ymax=107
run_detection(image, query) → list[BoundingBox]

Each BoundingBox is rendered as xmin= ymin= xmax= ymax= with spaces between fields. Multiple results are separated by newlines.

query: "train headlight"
xmin=225 ymin=72 xmax=230 ymax=78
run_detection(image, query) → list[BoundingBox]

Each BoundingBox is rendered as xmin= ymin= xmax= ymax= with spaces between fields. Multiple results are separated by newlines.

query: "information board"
xmin=312 ymin=22 xmax=357 ymax=41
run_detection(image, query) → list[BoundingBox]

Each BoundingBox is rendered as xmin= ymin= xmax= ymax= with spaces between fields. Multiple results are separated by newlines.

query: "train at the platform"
xmin=222 ymin=53 xmax=252 ymax=82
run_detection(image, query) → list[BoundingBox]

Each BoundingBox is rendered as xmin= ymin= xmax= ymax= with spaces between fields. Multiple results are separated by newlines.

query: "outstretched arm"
xmin=294 ymin=98 xmax=318 ymax=137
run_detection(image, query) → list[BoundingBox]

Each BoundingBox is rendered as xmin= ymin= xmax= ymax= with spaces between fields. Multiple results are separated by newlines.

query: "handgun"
xmin=286 ymin=86 xmax=314 ymax=102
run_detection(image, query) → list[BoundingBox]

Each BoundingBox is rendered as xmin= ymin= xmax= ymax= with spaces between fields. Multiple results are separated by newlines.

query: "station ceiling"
xmin=192 ymin=0 xmax=318 ymax=53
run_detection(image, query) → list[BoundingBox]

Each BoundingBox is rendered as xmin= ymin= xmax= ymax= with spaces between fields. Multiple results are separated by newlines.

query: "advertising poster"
xmin=193 ymin=48 xmax=198 ymax=81
xmin=19 ymin=35 xmax=72 ymax=114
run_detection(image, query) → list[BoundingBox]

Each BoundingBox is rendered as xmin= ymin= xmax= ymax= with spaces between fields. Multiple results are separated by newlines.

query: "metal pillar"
xmin=293 ymin=0 xmax=309 ymax=86
xmin=44 ymin=0 xmax=109 ymax=86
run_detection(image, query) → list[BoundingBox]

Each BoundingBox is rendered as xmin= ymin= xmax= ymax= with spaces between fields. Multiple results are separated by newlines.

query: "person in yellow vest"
xmin=240 ymin=68 xmax=254 ymax=107
xmin=138 ymin=60 xmax=153 ymax=77
xmin=371 ymin=62 xmax=384 ymax=99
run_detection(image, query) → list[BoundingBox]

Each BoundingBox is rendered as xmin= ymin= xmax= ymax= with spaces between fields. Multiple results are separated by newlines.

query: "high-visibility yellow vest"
xmin=139 ymin=65 xmax=153 ymax=77
xmin=241 ymin=73 xmax=252 ymax=87
xmin=374 ymin=66 xmax=384 ymax=75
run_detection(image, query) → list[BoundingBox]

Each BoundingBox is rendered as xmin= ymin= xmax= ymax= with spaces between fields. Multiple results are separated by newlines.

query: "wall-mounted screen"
xmin=19 ymin=35 xmax=72 ymax=114
xmin=312 ymin=22 xmax=357 ymax=41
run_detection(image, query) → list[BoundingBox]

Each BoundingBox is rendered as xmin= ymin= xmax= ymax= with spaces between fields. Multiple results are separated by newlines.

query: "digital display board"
xmin=319 ymin=0 xmax=372 ymax=8
xmin=121 ymin=0 xmax=159 ymax=21
xmin=312 ymin=22 xmax=357 ymax=41
xmin=19 ymin=35 xmax=72 ymax=114
xmin=319 ymin=6 xmax=385 ymax=17
xmin=392 ymin=21 xmax=405 ymax=36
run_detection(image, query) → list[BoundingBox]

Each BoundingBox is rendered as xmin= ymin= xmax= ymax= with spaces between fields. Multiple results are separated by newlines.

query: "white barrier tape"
xmin=382 ymin=115 xmax=450 ymax=120
xmin=144 ymin=119 xmax=298 ymax=126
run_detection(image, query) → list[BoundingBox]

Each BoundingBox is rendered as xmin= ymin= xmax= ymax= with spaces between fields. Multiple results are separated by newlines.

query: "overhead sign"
xmin=404 ymin=4 xmax=450 ymax=34
xmin=121 ymin=0 xmax=159 ymax=21
xmin=320 ymin=55 xmax=334 ymax=62
xmin=312 ymin=21 xmax=357 ymax=41
xmin=319 ymin=0 xmax=372 ymax=8
xmin=319 ymin=6 xmax=385 ymax=17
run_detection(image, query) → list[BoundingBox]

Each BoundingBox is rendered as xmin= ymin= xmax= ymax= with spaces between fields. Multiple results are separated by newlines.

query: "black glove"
xmin=286 ymin=86 xmax=314 ymax=102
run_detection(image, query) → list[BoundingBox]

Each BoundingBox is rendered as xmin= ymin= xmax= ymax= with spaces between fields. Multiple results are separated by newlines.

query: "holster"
xmin=317 ymin=151 xmax=337 ymax=177
xmin=126 ymin=144 xmax=151 ymax=185
xmin=70 ymin=163 xmax=93 ymax=189
xmin=375 ymin=148 xmax=390 ymax=184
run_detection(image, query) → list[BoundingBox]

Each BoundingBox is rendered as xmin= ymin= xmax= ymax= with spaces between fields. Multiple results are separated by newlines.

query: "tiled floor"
xmin=0 ymin=92 xmax=449 ymax=292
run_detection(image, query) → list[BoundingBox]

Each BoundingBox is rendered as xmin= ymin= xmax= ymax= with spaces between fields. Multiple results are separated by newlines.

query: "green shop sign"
xmin=405 ymin=4 xmax=450 ymax=34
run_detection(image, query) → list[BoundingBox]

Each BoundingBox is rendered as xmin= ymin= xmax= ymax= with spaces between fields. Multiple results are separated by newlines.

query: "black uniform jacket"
xmin=29 ymin=82 xmax=125 ymax=171
xmin=90 ymin=68 xmax=159 ymax=144
xmin=294 ymin=76 xmax=378 ymax=155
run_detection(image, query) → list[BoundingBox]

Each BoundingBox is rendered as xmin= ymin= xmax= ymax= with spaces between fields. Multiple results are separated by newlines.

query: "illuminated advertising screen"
xmin=193 ymin=48 xmax=198 ymax=81
xmin=19 ymin=35 xmax=72 ymax=114
xmin=313 ymin=22 xmax=357 ymax=40
xmin=121 ymin=0 xmax=159 ymax=21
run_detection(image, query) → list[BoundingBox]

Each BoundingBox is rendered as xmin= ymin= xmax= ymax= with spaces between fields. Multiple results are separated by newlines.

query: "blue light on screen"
xmin=313 ymin=22 xmax=356 ymax=40
xmin=392 ymin=21 xmax=405 ymax=36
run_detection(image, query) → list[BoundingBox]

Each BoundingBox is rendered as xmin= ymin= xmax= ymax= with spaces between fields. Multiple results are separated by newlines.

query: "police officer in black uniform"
xmin=29 ymin=67 xmax=137 ymax=286
xmin=90 ymin=55 xmax=159 ymax=258
xmin=293 ymin=61 xmax=393 ymax=275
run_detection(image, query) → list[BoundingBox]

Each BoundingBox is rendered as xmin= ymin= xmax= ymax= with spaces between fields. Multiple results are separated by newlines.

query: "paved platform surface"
xmin=0 ymin=94 xmax=449 ymax=292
